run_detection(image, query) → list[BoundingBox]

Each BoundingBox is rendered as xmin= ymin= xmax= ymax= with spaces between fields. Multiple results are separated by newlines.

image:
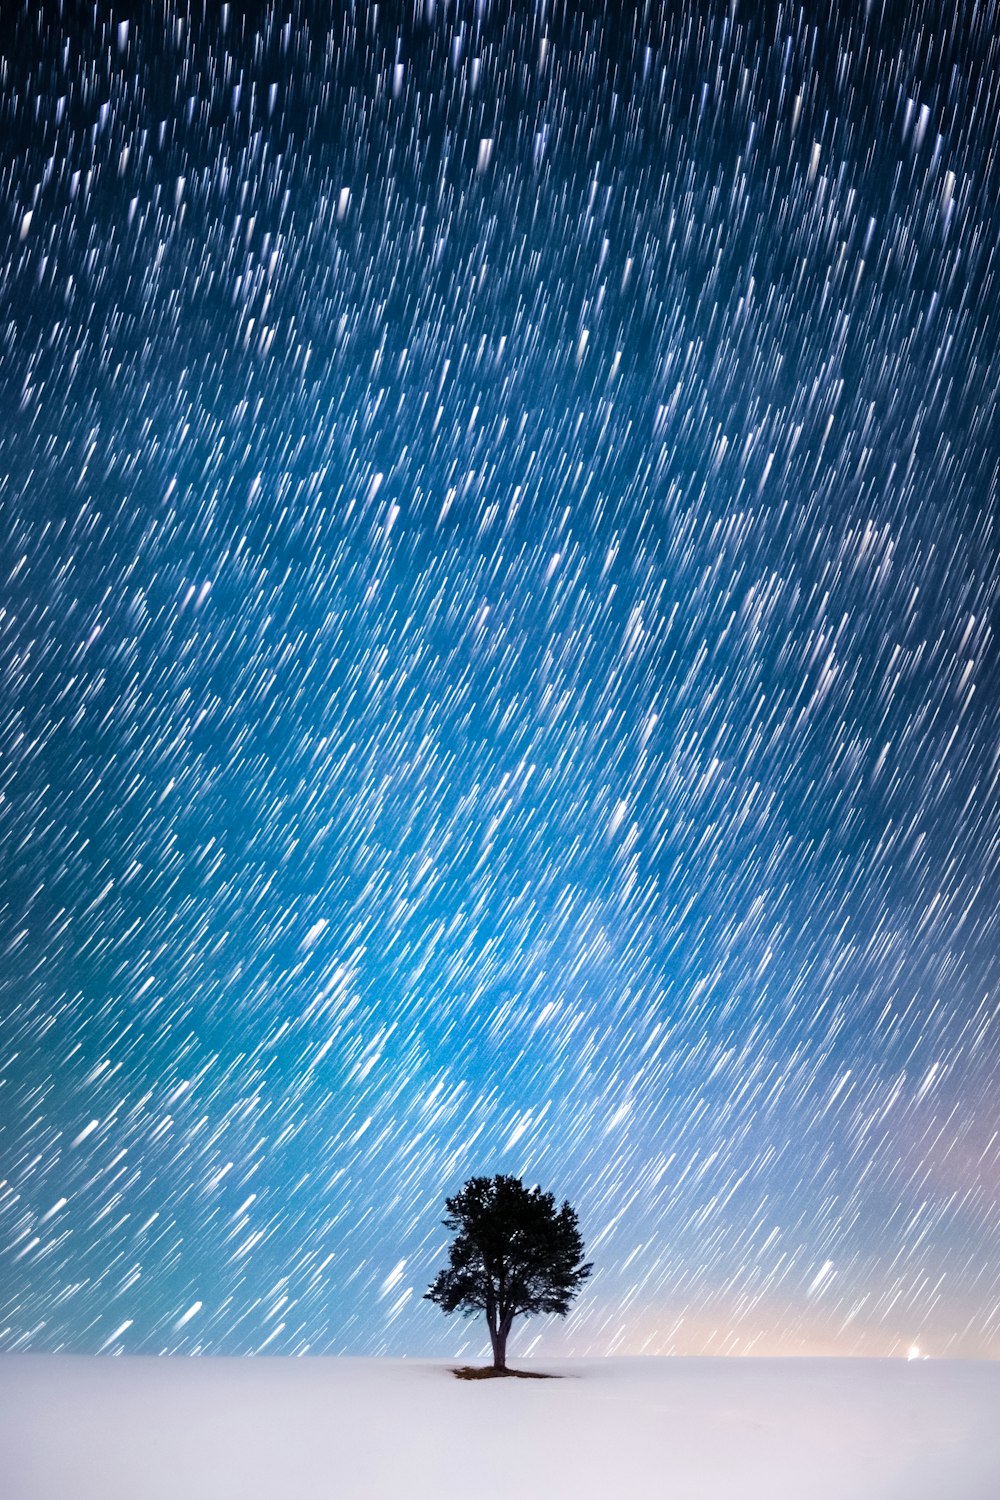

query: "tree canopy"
xmin=425 ymin=1173 xmax=592 ymax=1371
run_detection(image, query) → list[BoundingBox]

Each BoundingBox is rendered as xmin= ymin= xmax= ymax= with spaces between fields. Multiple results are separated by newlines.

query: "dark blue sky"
xmin=1 ymin=0 xmax=999 ymax=1358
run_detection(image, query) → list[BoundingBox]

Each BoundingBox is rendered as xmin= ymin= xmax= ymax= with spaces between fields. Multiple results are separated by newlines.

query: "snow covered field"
xmin=2 ymin=1353 xmax=998 ymax=1499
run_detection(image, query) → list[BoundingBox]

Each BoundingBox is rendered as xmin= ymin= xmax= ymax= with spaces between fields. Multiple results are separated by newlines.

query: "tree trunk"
xmin=489 ymin=1318 xmax=507 ymax=1371
xmin=491 ymin=1311 xmax=515 ymax=1371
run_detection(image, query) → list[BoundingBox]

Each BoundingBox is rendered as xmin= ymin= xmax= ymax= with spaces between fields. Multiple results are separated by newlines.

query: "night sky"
xmin=1 ymin=0 xmax=999 ymax=1361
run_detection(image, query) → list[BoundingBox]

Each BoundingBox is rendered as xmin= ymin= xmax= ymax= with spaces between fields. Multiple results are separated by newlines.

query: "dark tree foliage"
xmin=425 ymin=1174 xmax=592 ymax=1371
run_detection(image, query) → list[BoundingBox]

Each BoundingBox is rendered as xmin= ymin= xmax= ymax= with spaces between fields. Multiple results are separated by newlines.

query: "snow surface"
xmin=1 ymin=1354 xmax=998 ymax=1499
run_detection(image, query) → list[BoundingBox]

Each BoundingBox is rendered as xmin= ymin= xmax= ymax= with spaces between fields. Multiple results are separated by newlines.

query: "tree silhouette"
xmin=425 ymin=1173 xmax=592 ymax=1371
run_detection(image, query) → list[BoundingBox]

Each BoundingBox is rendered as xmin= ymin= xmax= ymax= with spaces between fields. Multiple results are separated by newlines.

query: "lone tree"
xmin=425 ymin=1173 xmax=592 ymax=1372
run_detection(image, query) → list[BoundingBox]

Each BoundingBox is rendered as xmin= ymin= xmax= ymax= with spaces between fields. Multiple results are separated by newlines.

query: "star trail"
xmin=1 ymin=0 xmax=999 ymax=1360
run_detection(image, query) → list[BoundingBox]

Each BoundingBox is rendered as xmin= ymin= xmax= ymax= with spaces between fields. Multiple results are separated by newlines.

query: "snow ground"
xmin=1 ymin=1353 xmax=998 ymax=1499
